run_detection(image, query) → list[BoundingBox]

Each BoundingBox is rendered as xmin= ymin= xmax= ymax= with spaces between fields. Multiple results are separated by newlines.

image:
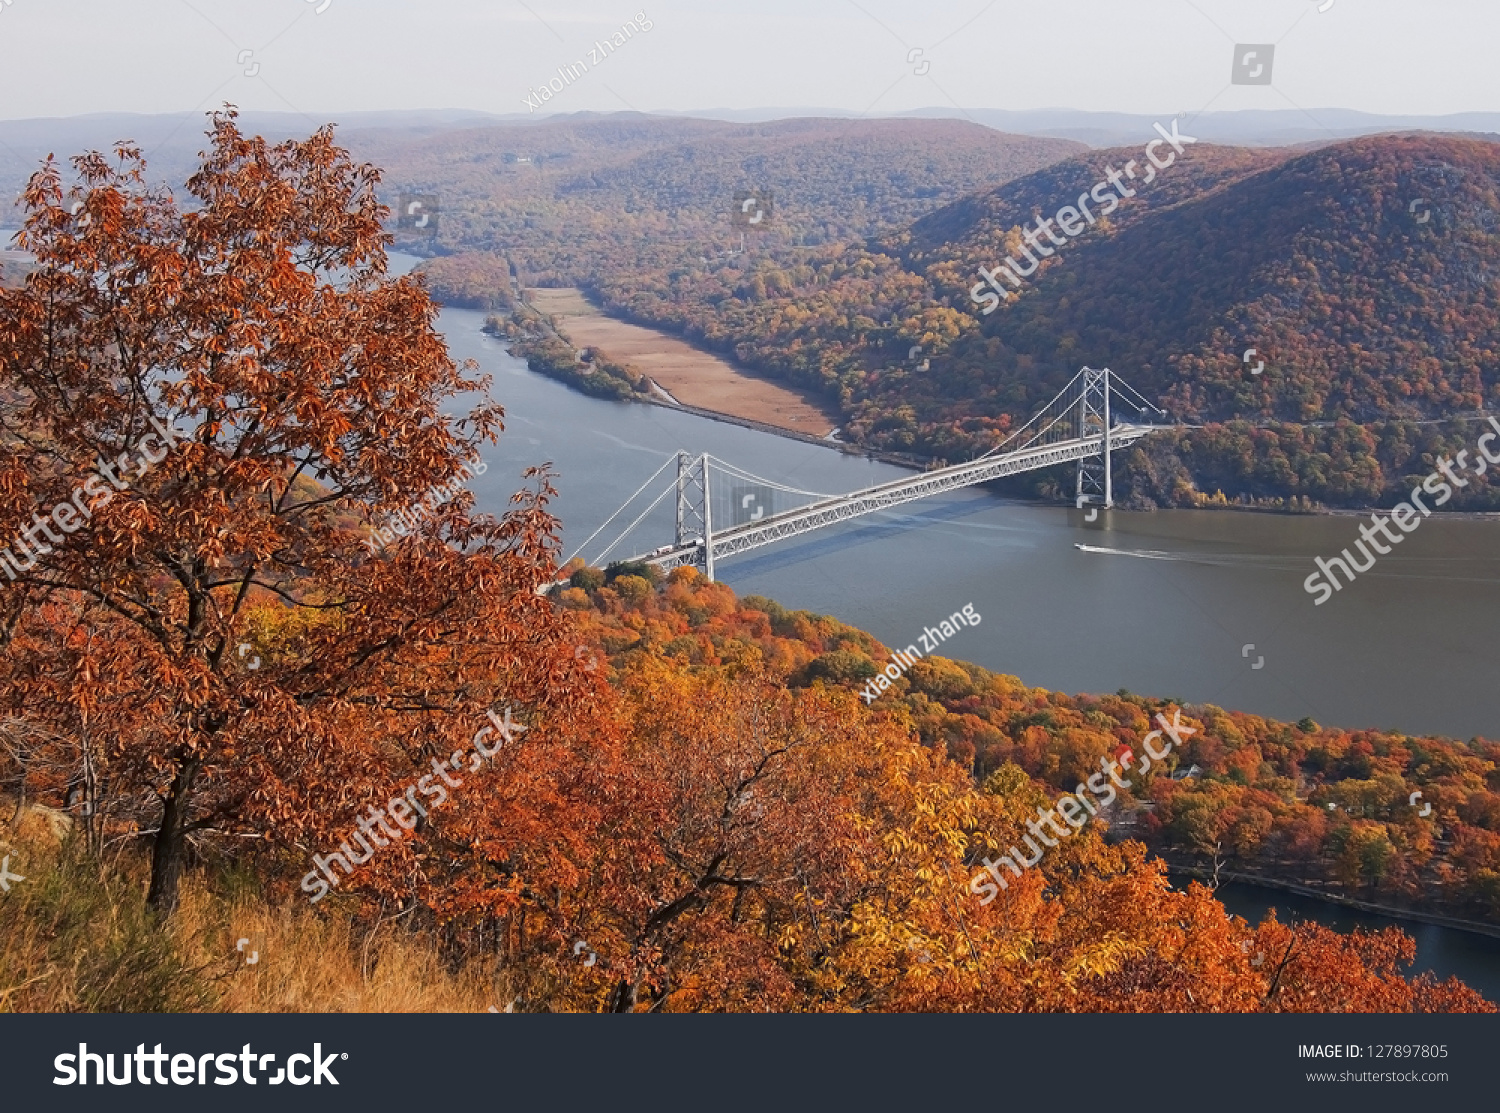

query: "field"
xmin=524 ymin=287 xmax=839 ymax=437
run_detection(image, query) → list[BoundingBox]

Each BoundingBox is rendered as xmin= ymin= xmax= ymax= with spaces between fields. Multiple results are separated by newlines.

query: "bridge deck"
xmin=631 ymin=424 xmax=1159 ymax=572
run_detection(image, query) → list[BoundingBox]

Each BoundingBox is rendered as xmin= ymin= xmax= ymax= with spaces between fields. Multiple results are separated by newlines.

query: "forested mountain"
xmin=367 ymin=113 xmax=1083 ymax=287
xmin=895 ymin=134 xmax=1500 ymax=427
xmin=567 ymin=130 xmax=1500 ymax=508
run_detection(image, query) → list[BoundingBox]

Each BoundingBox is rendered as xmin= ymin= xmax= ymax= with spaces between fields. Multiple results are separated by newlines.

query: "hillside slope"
xmin=904 ymin=134 xmax=1500 ymax=426
xmin=366 ymin=113 xmax=1084 ymax=290
xmin=584 ymin=131 xmax=1500 ymax=508
xmin=561 ymin=565 xmax=1500 ymax=926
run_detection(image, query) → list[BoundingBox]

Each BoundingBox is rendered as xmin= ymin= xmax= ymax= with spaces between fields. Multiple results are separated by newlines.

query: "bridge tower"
xmin=1075 ymin=366 xmax=1113 ymax=509
xmin=675 ymin=451 xmax=714 ymax=580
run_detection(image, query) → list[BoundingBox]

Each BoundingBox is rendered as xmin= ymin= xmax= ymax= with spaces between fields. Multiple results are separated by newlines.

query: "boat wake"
xmin=1074 ymin=544 xmax=1188 ymax=561
xmin=1072 ymin=544 xmax=1304 ymax=572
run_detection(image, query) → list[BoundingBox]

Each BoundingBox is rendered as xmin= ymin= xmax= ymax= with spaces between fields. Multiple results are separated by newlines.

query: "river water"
xmin=433 ymin=295 xmax=1500 ymax=744
xmin=446 ymin=256 xmax=1500 ymax=992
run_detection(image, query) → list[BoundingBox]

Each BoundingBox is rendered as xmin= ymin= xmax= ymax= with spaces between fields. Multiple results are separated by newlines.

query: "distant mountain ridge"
xmin=894 ymin=134 xmax=1500 ymax=426
xmin=362 ymin=114 xmax=1084 ymax=296
xmin=10 ymin=105 xmax=1495 ymax=208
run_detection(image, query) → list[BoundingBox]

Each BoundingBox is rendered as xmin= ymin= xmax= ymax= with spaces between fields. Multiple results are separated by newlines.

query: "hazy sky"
xmin=0 ymin=0 xmax=1494 ymax=122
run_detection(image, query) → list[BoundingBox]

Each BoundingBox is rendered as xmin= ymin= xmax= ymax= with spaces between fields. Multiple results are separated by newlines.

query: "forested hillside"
xmin=370 ymin=113 xmax=1082 ymax=294
xmin=9 ymin=561 xmax=1495 ymax=1013
xmin=889 ymin=135 xmax=1500 ymax=426
xmin=602 ymin=134 xmax=1500 ymax=507
xmin=562 ymin=564 xmax=1500 ymax=927
xmin=400 ymin=119 xmax=1500 ymax=509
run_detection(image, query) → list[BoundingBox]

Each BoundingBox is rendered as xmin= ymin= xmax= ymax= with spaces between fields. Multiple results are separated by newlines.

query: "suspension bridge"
xmin=567 ymin=367 xmax=1171 ymax=580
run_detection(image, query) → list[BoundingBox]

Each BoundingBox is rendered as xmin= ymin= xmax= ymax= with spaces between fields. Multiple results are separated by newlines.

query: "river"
xmin=425 ymin=288 xmax=1500 ymax=992
xmin=429 ymin=294 xmax=1500 ymax=745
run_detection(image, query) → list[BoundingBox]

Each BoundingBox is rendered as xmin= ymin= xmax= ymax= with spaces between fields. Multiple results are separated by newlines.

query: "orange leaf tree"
xmin=0 ymin=110 xmax=602 ymax=914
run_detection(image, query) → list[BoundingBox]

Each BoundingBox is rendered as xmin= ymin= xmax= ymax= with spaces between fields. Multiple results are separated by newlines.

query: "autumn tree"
xmin=0 ymin=110 xmax=602 ymax=915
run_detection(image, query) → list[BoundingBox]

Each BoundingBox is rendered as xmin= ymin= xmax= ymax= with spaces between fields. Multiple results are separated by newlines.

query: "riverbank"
xmin=1166 ymin=864 xmax=1500 ymax=941
xmin=496 ymin=288 xmax=935 ymax=471
xmin=523 ymin=287 xmax=840 ymax=438
xmin=497 ymin=286 xmax=1500 ymax=524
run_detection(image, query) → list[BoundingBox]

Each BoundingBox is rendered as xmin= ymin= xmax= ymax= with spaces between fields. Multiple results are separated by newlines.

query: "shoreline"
xmin=519 ymin=286 xmax=841 ymax=439
xmin=495 ymin=290 xmax=934 ymax=473
xmin=1320 ymin=505 xmax=1500 ymax=521
xmin=1165 ymin=863 xmax=1500 ymax=942
xmin=522 ymin=361 xmax=1500 ymax=522
xmin=516 ymin=354 xmax=1500 ymax=522
xmin=491 ymin=292 xmax=1500 ymax=523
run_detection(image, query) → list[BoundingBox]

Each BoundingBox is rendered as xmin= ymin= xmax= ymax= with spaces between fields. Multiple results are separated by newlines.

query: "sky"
xmin=0 ymin=0 xmax=1494 ymax=123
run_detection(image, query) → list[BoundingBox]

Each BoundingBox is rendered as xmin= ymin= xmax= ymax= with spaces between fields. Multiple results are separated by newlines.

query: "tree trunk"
xmin=146 ymin=756 xmax=201 ymax=915
xmin=607 ymin=974 xmax=641 ymax=1013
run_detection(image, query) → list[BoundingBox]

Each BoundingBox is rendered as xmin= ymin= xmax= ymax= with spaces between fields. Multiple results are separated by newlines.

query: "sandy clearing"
xmin=525 ymin=287 xmax=839 ymax=437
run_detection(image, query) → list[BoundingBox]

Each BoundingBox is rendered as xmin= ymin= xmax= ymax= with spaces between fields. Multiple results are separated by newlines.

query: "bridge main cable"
xmin=704 ymin=456 xmax=835 ymax=500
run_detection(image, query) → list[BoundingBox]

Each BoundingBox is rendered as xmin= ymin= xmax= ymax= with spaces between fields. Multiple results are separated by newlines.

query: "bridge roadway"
xmin=632 ymin=423 xmax=1161 ymax=572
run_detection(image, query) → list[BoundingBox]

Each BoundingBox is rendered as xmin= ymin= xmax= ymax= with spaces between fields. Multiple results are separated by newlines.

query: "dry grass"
xmin=526 ymin=286 xmax=839 ymax=435
xmin=0 ymin=799 xmax=507 ymax=1013
xmin=0 ymin=822 xmax=212 ymax=1013
xmin=174 ymin=884 xmax=504 ymax=1013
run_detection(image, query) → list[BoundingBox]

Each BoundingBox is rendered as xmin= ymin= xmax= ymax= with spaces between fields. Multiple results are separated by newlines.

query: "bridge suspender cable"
xmin=576 ymin=367 xmax=1167 ymax=579
xmin=563 ymin=453 xmax=678 ymax=566
xmin=977 ymin=366 xmax=1092 ymax=459
xmin=1109 ymin=375 xmax=1165 ymax=418
xmin=589 ymin=481 xmax=680 ymax=567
